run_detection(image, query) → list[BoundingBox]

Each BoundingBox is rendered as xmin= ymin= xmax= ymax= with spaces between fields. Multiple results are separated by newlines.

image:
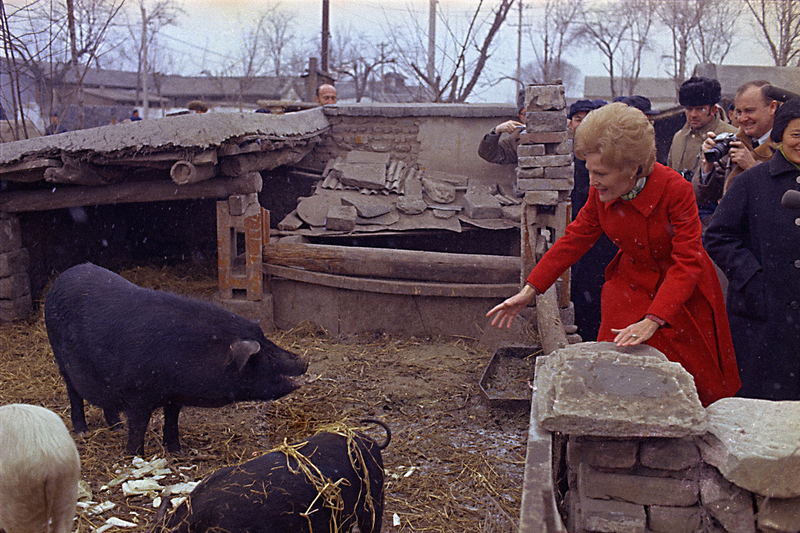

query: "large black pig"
xmin=156 ymin=420 xmax=390 ymax=533
xmin=44 ymin=263 xmax=308 ymax=456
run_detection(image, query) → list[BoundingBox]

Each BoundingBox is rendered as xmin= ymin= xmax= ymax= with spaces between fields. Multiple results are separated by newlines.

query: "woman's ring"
xmin=630 ymin=334 xmax=639 ymax=339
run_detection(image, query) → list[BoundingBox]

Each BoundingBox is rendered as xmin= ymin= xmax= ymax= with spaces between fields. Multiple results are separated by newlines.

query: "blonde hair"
xmin=574 ymin=102 xmax=656 ymax=177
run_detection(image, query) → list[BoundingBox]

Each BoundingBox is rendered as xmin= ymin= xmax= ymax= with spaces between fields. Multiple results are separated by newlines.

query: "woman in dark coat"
xmin=705 ymin=97 xmax=800 ymax=400
xmin=488 ymin=102 xmax=740 ymax=406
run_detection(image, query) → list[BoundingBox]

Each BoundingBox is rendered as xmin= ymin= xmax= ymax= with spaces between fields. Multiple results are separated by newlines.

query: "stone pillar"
xmin=0 ymin=213 xmax=32 ymax=322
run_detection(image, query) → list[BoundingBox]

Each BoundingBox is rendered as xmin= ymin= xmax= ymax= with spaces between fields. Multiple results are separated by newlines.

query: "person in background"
xmin=694 ymin=81 xmax=778 ymax=207
xmin=45 ymin=112 xmax=66 ymax=135
xmin=129 ymin=109 xmax=142 ymax=121
xmin=705 ymin=97 xmax=800 ymax=401
xmin=187 ymin=100 xmax=210 ymax=113
xmin=567 ymin=99 xmax=596 ymax=134
xmin=667 ymin=77 xmax=737 ymax=184
xmin=477 ymin=89 xmax=526 ymax=165
xmin=568 ymin=99 xmax=617 ymax=341
xmin=486 ymin=102 xmax=740 ymax=406
xmin=315 ymin=84 xmax=338 ymax=105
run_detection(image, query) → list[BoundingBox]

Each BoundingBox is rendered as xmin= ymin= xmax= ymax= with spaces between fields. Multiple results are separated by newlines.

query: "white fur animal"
xmin=0 ymin=404 xmax=80 ymax=533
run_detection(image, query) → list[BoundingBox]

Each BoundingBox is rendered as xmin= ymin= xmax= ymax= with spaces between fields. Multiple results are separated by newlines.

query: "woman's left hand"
xmin=611 ymin=318 xmax=660 ymax=347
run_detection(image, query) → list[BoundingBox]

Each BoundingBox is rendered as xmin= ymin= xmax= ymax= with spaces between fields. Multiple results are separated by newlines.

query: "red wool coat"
xmin=527 ymin=163 xmax=740 ymax=406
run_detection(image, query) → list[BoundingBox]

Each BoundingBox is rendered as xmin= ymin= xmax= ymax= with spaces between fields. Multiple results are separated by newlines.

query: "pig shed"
xmin=0 ymin=101 xmax=544 ymax=341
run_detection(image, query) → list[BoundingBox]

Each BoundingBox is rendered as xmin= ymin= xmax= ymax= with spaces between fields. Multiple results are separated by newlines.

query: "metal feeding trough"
xmin=479 ymin=345 xmax=542 ymax=409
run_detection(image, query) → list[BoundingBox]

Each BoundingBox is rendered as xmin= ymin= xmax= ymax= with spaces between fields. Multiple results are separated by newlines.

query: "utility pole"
xmin=141 ymin=3 xmax=149 ymax=119
xmin=516 ymin=0 xmax=523 ymax=91
xmin=427 ymin=0 xmax=435 ymax=86
xmin=321 ymin=0 xmax=330 ymax=73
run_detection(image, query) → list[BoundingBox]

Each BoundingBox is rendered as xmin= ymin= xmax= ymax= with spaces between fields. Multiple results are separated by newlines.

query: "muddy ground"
xmin=0 ymin=263 xmax=533 ymax=532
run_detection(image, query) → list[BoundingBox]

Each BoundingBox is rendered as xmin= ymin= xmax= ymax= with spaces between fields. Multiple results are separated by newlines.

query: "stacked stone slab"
xmin=525 ymin=342 xmax=800 ymax=533
xmin=518 ymin=82 xmax=574 ymax=317
xmin=0 ymin=213 xmax=32 ymax=322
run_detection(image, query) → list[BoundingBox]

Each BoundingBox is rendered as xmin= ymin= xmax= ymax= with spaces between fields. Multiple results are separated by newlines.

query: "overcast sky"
xmin=161 ymin=0 xmax=772 ymax=103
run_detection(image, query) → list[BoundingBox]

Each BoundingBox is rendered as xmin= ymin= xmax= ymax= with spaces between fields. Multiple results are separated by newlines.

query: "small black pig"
xmin=44 ymin=263 xmax=308 ymax=456
xmin=156 ymin=420 xmax=391 ymax=533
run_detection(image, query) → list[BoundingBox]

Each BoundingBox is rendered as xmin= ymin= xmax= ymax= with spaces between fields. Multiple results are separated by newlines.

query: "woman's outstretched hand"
xmin=611 ymin=317 xmax=660 ymax=346
xmin=486 ymin=284 xmax=537 ymax=329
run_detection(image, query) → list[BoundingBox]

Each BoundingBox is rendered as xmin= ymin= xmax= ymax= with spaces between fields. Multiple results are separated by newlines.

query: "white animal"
xmin=0 ymin=404 xmax=80 ymax=533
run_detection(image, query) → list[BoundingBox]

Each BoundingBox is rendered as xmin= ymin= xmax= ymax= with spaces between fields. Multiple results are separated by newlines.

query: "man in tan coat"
xmin=667 ymin=76 xmax=736 ymax=181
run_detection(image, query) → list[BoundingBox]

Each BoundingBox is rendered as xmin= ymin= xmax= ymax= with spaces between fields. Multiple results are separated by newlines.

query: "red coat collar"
xmin=599 ymin=163 xmax=671 ymax=217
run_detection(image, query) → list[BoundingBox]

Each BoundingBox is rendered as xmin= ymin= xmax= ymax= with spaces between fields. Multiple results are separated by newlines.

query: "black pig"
xmin=44 ymin=263 xmax=308 ymax=456
xmin=156 ymin=420 xmax=391 ymax=533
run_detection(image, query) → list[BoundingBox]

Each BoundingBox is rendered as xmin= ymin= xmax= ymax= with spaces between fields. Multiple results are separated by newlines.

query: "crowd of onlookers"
xmin=481 ymin=78 xmax=800 ymax=403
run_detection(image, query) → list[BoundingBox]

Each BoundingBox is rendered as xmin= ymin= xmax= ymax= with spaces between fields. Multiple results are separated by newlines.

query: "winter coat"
xmin=477 ymin=129 xmax=521 ymax=165
xmin=705 ymin=150 xmax=800 ymax=400
xmin=667 ymin=114 xmax=736 ymax=177
xmin=527 ymin=163 xmax=741 ymax=406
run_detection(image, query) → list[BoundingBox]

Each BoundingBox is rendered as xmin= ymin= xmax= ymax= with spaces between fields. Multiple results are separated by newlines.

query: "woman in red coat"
xmin=487 ymin=102 xmax=740 ymax=406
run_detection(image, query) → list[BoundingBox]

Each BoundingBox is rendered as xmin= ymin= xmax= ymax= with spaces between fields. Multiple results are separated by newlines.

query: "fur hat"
xmin=679 ymin=77 xmax=722 ymax=107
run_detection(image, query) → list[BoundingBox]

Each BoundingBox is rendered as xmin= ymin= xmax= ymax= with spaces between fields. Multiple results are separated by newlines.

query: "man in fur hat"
xmin=667 ymin=76 xmax=736 ymax=177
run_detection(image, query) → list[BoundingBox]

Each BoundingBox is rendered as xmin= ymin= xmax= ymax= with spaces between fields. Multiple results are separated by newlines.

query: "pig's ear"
xmin=229 ymin=340 xmax=260 ymax=371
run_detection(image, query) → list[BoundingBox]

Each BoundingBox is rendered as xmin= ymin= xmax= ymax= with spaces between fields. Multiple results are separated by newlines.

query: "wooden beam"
xmin=220 ymin=143 xmax=315 ymax=176
xmin=263 ymin=242 xmax=520 ymax=284
xmin=0 ymin=173 xmax=262 ymax=213
xmin=536 ymin=286 xmax=568 ymax=356
xmin=265 ymin=264 xmax=519 ymax=298
xmin=0 ymin=158 xmax=62 ymax=183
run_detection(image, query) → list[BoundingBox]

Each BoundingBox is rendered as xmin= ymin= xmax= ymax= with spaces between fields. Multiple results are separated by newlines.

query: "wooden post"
xmin=217 ymin=193 xmax=263 ymax=301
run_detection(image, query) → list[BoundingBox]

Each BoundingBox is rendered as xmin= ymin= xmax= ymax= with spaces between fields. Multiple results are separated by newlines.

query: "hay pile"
xmin=0 ymin=263 xmax=528 ymax=532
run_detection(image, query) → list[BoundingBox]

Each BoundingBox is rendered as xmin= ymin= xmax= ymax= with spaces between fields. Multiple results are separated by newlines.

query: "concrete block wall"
xmin=0 ymin=213 xmax=32 ymax=321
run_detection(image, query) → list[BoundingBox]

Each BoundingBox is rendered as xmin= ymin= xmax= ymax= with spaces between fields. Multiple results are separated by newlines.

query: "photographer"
xmin=667 ymin=77 xmax=736 ymax=181
xmin=478 ymin=89 xmax=525 ymax=165
xmin=693 ymin=81 xmax=778 ymax=226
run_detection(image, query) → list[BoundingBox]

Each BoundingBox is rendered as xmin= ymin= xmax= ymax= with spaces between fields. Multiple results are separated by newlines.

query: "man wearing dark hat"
xmin=478 ymin=89 xmax=526 ymax=165
xmin=618 ymin=95 xmax=660 ymax=119
xmin=667 ymin=76 xmax=736 ymax=178
xmin=567 ymin=99 xmax=596 ymax=134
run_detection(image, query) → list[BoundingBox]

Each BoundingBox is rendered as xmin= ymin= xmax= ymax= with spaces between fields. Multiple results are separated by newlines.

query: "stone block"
xmin=277 ymin=210 xmax=304 ymax=231
xmin=518 ymin=154 xmax=573 ymax=168
xmin=535 ymin=342 xmax=708 ymax=437
xmin=516 ymin=167 xmax=545 ymax=179
xmin=501 ymin=204 xmax=522 ymax=222
xmin=757 ymin=495 xmax=800 ymax=533
xmin=341 ymin=196 xmax=392 ymax=218
xmin=647 ymin=505 xmax=703 ymax=533
xmin=544 ymin=165 xmax=576 ymax=180
xmin=523 ymin=190 xmax=560 ymax=206
xmin=580 ymin=495 xmax=646 ymax=533
xmin=548 ymin=139 xmax=574 ymax=155
xmin=0 ymin=292 xmax=32 ymax=322
xmin=344 ymin=150 xmax=391 ymax=165
xmin=699 ymin=464 xmax=756 ymax=533
xmin=0 ymin=273 xmax=30 ymax=300
xmin=567 ymin=436 xmax=639 ymax=469
xmin=525 ymin=84 xmax=566 ymax=111
xmin=517 ymin=178 xmax=574 ymax=191
xmin=421 ymin=177 xmax=456 ymax=204
xmin=325 ymin=205 xmax=357 ymax=231
xmin=580 ymin=464 xmax=699 ymax=507
xmin=697 ymin=398 xmax=800 ymax=498
xmin=0 ymin=216 xmax=22 ymax=254
xmin=461 ymin=193 xmax=502 ymax=219
xmin=519 ymin=131 xmax=569 ymax=144
xmin=640 ymin=437 xmax=701 ymax=471
xmin=517 ymin=144 xmax=545 ymax=157
xmin=525 ymin=110 xmax=568 ymax=132
xmin=338 ymin=162 xmax=386 ymax=189
xmin=0 ymin=248 xmax=30 ymax=277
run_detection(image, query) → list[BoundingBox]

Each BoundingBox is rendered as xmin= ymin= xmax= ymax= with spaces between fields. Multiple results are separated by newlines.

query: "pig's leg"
xmin=162 ymin=403 xmax=182 ymax=453
xmin=124 ymin=407 xmax=153 ymax=456
xmin=63 ymin=375 xmax=88 ymax=434
xmin=103 ymin=409 xmax=122 ymax=428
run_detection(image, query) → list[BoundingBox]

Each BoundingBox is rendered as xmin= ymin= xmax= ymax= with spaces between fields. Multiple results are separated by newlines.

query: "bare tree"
xmin=330 ymin=26 xmax=395 ymax=102
xmin=657 ymin=0 xmax=701 ymax=93
xmin=525 ymin=0 xmax=582 ymax=86
xmin=574 ymin=1 xmax=630 ymax=99
xmin=744 ymin=0 xmax=800 ymax=66
xmin=693 ymin=0 xmax=739 ymax=65
xmin=519 ymin=59 xmax=580 ymax=89
xmin=617 ymin=0 xmax=657 ymax=95
xmin=261 ymin=4 xmax=296 ymax=76
xmin=385 ymin=0 xmax=514 ymax=103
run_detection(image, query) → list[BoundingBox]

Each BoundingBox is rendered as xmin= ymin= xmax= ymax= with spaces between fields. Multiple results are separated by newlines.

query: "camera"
xmin=704 ymin=132 xmax=737 ymax=163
